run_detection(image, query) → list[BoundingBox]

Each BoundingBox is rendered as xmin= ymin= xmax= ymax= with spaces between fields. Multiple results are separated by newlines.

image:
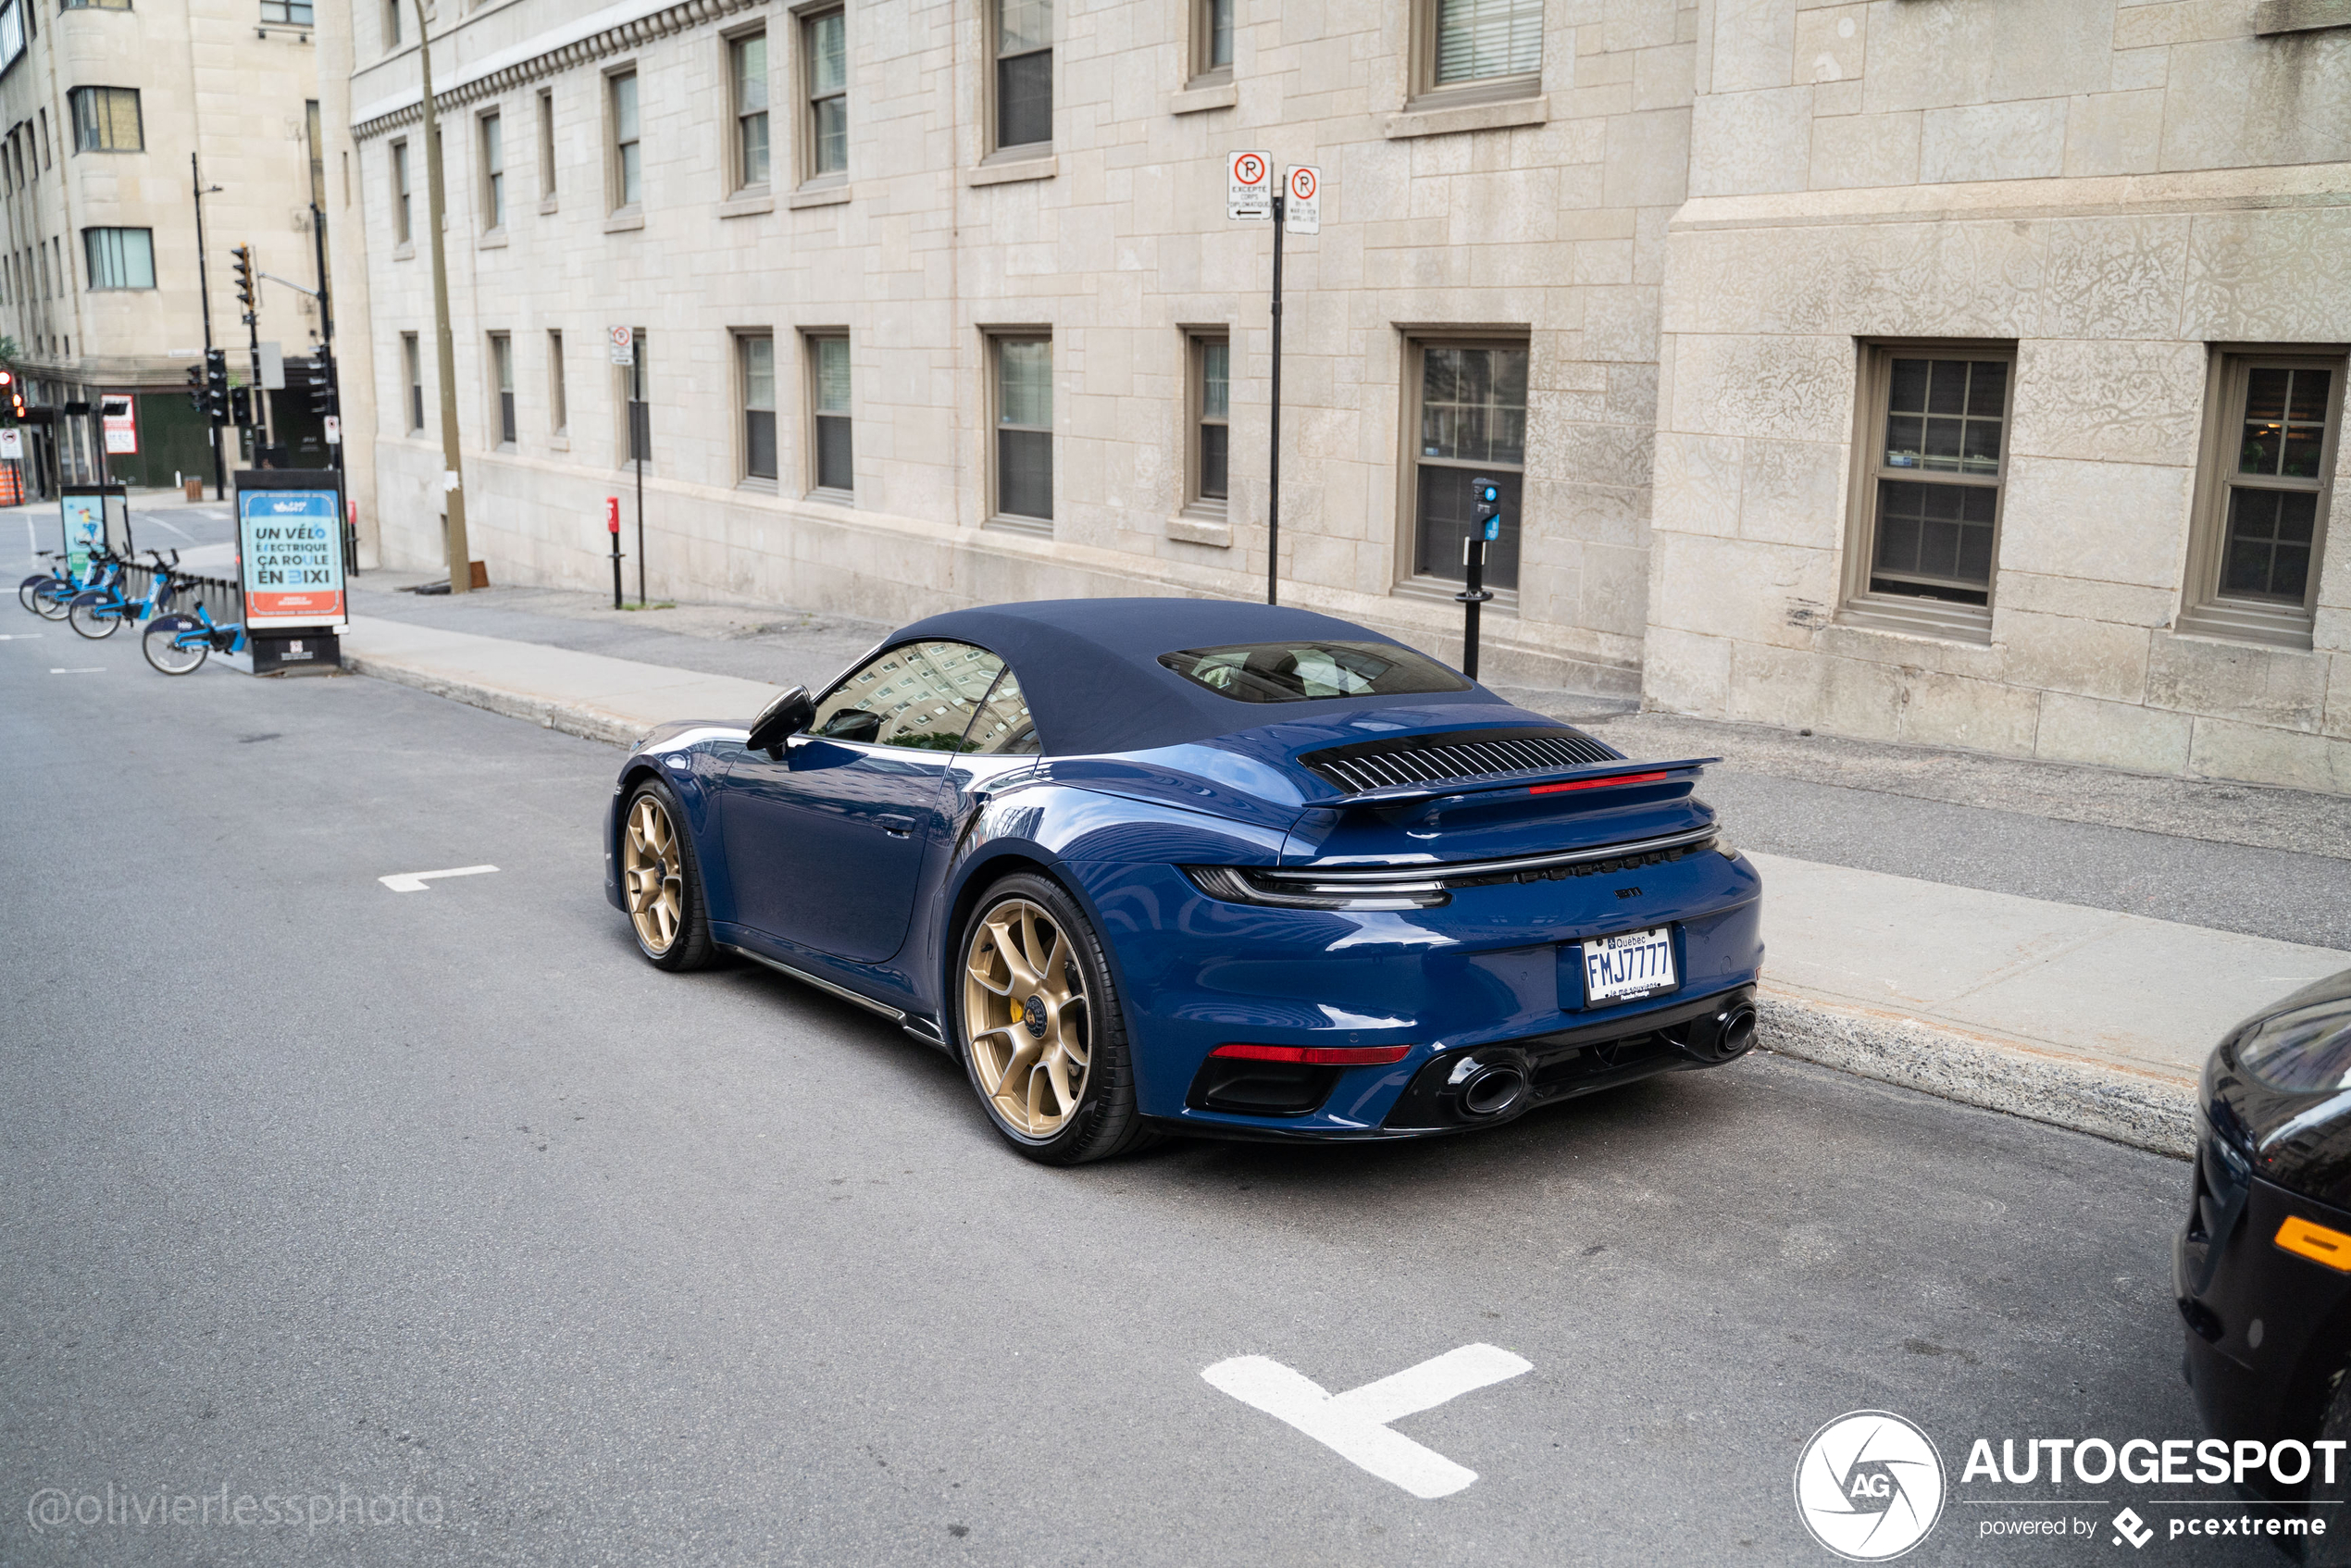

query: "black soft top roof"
xmin=886 ymin=597 xmax=1506 ymax=754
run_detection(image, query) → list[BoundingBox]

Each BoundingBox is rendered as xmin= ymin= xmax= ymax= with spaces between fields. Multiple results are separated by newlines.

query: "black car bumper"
xmin=2177 ymin=1131 xmax=2351 ymax=1504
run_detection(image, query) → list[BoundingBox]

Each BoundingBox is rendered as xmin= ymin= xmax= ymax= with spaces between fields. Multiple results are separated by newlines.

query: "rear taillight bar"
xmin=1209 ymin=1042 xmax=1413 ymax=1066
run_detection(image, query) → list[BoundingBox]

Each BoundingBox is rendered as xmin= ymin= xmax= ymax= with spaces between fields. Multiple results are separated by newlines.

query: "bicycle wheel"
xmin=68 ymin=595 xmax=121 ymax=640
xmin=142 ymin=616 xmax=208 ymax=676
xmin=17 ymin=574 xmax=56 ymax=615
xmin=32 ymin=580 xmax=73 ymax=620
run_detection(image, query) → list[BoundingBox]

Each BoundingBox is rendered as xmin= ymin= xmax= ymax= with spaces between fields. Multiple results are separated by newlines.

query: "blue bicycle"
xmin=68 ymin=549 xmax=180 ymax=640
xmin=19 ymin=542 xmax=117 ymax=621
xmin=142 ymin=598 xmax=248 ymax=676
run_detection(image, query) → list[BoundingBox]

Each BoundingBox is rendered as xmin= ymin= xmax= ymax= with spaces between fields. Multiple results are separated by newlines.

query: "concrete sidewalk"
xmin=340 ymin=612 xmax=2348 ymax=1159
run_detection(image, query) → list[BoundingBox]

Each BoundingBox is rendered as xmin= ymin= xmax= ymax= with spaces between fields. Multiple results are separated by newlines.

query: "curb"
xmin=342 ymin=655 xmax=2203 ymax=1161
xmin=1759 ymin=989 xmax=2195 ymax=1160
xmin=342 ymin=652 xmax=646 ymax=749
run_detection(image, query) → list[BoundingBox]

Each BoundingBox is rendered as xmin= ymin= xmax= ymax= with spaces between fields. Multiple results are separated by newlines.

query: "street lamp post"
xmin=413 ymin=0 xmax=470 ymax=593
xmin=190 ymin=156 xmax=227 ymax=500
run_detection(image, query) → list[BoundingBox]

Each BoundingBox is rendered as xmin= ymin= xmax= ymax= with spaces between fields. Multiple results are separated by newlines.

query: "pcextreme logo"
xmin=1795 ymin=1411 xmax=1948 ymax=1562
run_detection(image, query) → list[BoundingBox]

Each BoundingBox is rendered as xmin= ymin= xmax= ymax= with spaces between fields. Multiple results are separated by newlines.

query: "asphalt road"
xmin=0 ymin=588 xmax=2292 ymax=1566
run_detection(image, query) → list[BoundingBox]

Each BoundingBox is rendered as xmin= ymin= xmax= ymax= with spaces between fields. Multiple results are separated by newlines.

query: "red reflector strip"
xmin=1209 ymin=1042 xmax=1413 ymax=1066
xmin=1530 ymin=770 xmax=1669 ymax=795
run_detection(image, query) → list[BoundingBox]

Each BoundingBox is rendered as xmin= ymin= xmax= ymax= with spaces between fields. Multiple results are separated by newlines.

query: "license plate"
xmin=1581 ymin=927 xmax=1676 ymax=1004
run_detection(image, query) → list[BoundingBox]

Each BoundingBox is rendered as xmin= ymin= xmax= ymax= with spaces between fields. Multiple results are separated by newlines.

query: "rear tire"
xmin=32 ymin=580 xmax=72 ymax=620
xmin=68 ymin=594 xmax=120 ymax=640
xmin=142 ymin=616 xmax=209 ymax=676
xmin=620 ymin=778 xmax=715 ymax=971
xmin=953 ymin=872 xmax=1157 ymax=1165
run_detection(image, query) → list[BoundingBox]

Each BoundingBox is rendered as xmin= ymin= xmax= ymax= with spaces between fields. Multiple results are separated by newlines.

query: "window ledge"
xmin=2172 ymin=602 xmax=2318 ymax=652
xmin=1168 ymin=508 xmax=1231 ymax=547
xmin=478 ymin=229 xmax=508 ymax=249
xmin=1835 ymin=595 xmax=1994 ymax=646
xmin=986 ymin=513 xmax=1054 ymax=537
xmin=393 ymin=241 xmax=416 ymax=260
xmin=968 ymin=153 xmax=1055 ymax=186
xmin=720 ymin=190 xmax=775 ymax=218
xmin=603 ymin=208 xmax=645 ymax=233
xmin=1393 ymin=575 xmax=1520 ymax=615
xmin=1384 ymin=90 xmax=1548 ymax=141
xmin=787 ymin=181 xmax=852 ymax=209
xmin=2255 ymin=0 xmax=2351 ymax=32
xmin=737 ymin=475 xmax=780 ymax=494
xmin=537 ymin=194 xmax=558 ymax=215
xmin=804 ymin=484 xmax=854 ymax=506
xmin=1171 ymin=81 xmax=1238 ymax=115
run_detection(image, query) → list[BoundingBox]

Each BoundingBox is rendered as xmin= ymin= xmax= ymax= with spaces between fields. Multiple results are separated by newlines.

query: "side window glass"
xmin=964 ymin=666 xmax=1041 ymax=755
xmin=809 ymin=641 xmax=1004 ymax=751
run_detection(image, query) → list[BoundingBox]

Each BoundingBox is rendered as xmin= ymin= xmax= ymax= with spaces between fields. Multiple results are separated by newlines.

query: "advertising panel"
xmin=237 ymin=479 xmax=345 ymax=628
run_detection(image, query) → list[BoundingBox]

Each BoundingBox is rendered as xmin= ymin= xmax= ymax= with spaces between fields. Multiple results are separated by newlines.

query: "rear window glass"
xmin=1159 ymin=640 xmax=1471 ymax=703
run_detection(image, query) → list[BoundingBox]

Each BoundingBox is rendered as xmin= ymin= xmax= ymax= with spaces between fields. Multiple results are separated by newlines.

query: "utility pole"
xmin=191 ymin=156 xmax=226 ymax=500
xmin=1267 ymin=189 xmax=1284 ymax=607
xmin=415 ymin=0 xmax=470 ymax=592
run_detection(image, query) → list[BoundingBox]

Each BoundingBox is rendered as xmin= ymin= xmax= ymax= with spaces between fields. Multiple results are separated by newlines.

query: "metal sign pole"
xmin=633 ymin=355 xmax=646 ymax=607
xmin=1268 ymin=190 xmax=1284 ymax=607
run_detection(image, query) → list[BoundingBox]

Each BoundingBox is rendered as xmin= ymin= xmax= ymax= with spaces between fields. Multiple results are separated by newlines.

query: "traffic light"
xmin=229 ymin=383 xmax=253 ymax=428
xmin=307 ymin=346 xmax=338 ymax=417
xmin=230 ymin=245 xmax=255 ymax=313
xmin=186 ymin=362 xmax=205 ymax=414
xmin=205 ymin=348 xmax=229 ymax=423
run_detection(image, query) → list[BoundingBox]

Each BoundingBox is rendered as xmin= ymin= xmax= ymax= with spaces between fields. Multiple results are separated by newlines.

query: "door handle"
xmin=877 ymin=815 xmax=915 ymax=839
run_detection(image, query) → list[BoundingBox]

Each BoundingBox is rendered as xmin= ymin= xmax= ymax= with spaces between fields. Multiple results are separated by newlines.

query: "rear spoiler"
xmin=1332 ymin=755 xmax=1722 ymax=809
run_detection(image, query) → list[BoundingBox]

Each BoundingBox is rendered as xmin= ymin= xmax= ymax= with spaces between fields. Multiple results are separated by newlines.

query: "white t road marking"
xmin=0 ymin=632 xmax=42 ymax=639
xmin=50 ymin=667 xmax=104 ymax=674
xmin=379 ymin=865 xmax=500 ymax=893
xmin=1201 ymin=1343 xmax=1533 ymax=1499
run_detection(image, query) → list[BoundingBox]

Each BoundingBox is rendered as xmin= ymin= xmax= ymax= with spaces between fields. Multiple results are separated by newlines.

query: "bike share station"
xmin=234 ymin=468 xmax=346 ymax=675
xmin=58 ymin=482 xmax=132 ymax=576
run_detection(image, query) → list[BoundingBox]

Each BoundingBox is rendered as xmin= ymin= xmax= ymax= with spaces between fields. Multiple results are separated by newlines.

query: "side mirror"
xmin=746 ymin=685 xmax=815 ymax=758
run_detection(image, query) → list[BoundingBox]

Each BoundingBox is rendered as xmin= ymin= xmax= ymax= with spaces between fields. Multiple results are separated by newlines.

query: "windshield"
xmin=2239 ymin=1000 xmax=2351 ymax=1094
xmin=1159 ymin=640 xmax=1470 ymax=704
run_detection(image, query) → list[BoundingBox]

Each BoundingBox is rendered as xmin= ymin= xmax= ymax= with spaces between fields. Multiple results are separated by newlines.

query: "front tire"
xmin=32 ymin=580 xmax=72 ymax=620
xmin=955 ymin=873 xmax=1154 ymax=1164
xmin=68 ymin=594 xmax=120 ymax=640
xmin=143 ymin=616 xmax=209 ymax=676
xmin=620 ymin=778 xmax=715 ymax=971
xmin=18 ymin=573 xmax=56 ymax=615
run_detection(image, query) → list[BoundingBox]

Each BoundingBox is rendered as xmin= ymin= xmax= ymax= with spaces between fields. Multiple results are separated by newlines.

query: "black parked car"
xmin=2178 ymin=966 xmax=2351 ymax=1557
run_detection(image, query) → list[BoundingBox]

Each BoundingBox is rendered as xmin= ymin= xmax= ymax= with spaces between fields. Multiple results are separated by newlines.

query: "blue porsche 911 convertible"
xmin=605 ymin=598 xmax=1763 ymax=1164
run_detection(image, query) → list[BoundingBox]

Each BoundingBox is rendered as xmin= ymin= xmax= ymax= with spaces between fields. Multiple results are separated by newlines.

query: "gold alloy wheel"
xmin=963 ymin=899 xmax=1091 ymax=1138
xmin=622 ymin=792 xmax=687 ymax=954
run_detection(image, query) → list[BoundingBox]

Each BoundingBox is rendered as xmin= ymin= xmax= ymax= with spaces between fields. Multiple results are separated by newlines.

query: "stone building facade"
xmin=0 ymin=0 xmax=333 ymax=490
xmin=335 ymin=0 xmax=2351 ymax=790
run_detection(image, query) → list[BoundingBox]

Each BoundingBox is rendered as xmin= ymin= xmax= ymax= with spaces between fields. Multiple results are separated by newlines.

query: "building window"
xmin=402 ymin=332 xmax=423 ymax=432
xmin=384 ymin=0 xmax=399 ymax=46
xmin=810 ymin=333 xmax=852 ymax=493
xmin=536 ymin=89 xmax=555 ymax=200
xmin=2181 ymin=352 xmax=2343 ymax=648
xmin=1191 ymin=0 xmax=1233 ymax=83
xmin=609 ymin=70 xmax=641 ymax=210
xmin=81 ymin=227 xmax=153 ymax=289
xmin=1405 ymin=339 xmax=1527 ymax=591
xmin=1415 ymin=0 xmax=1542 ymax=105
xmin=479 ymin=111 xmax=504 ymax=229
xmin=547 ymin=330 xmax=567 ymax=436
xmin=68 ymin=87 xmax=142 ymax=152
xmin=991 ymin=334 xmax=1051 ymax=529
xmin=991 ymin=0 xmax=1051 ymax=155
xmin=1843 ymin=345 xmax=2013 ymax=641
xmin=740 ymin=333 xmax=777 ymax=480
xmin=802 ymin=9 xmax=846 ymax=180
xmin=620 ymin=328 xmax=649 ymax=464
xmin=260 ymin=0 xmax=314 ymax=22
xmin=392 ymin=140 xmax=411 ymax=243
xmin=62 ymin=0 xmax=136 ymax=9
xmin=490 ymin=332 xmax=515 ymax=447
xmin=1188 ymin=332 xmax=1229 ymax=513
xmin=728 ymin=31 xmax=769 ymax=192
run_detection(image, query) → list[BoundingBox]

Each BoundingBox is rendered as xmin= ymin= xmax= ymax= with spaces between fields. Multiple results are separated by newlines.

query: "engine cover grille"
xmin=1301 ymin=725 xmax=1620 ymax=794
